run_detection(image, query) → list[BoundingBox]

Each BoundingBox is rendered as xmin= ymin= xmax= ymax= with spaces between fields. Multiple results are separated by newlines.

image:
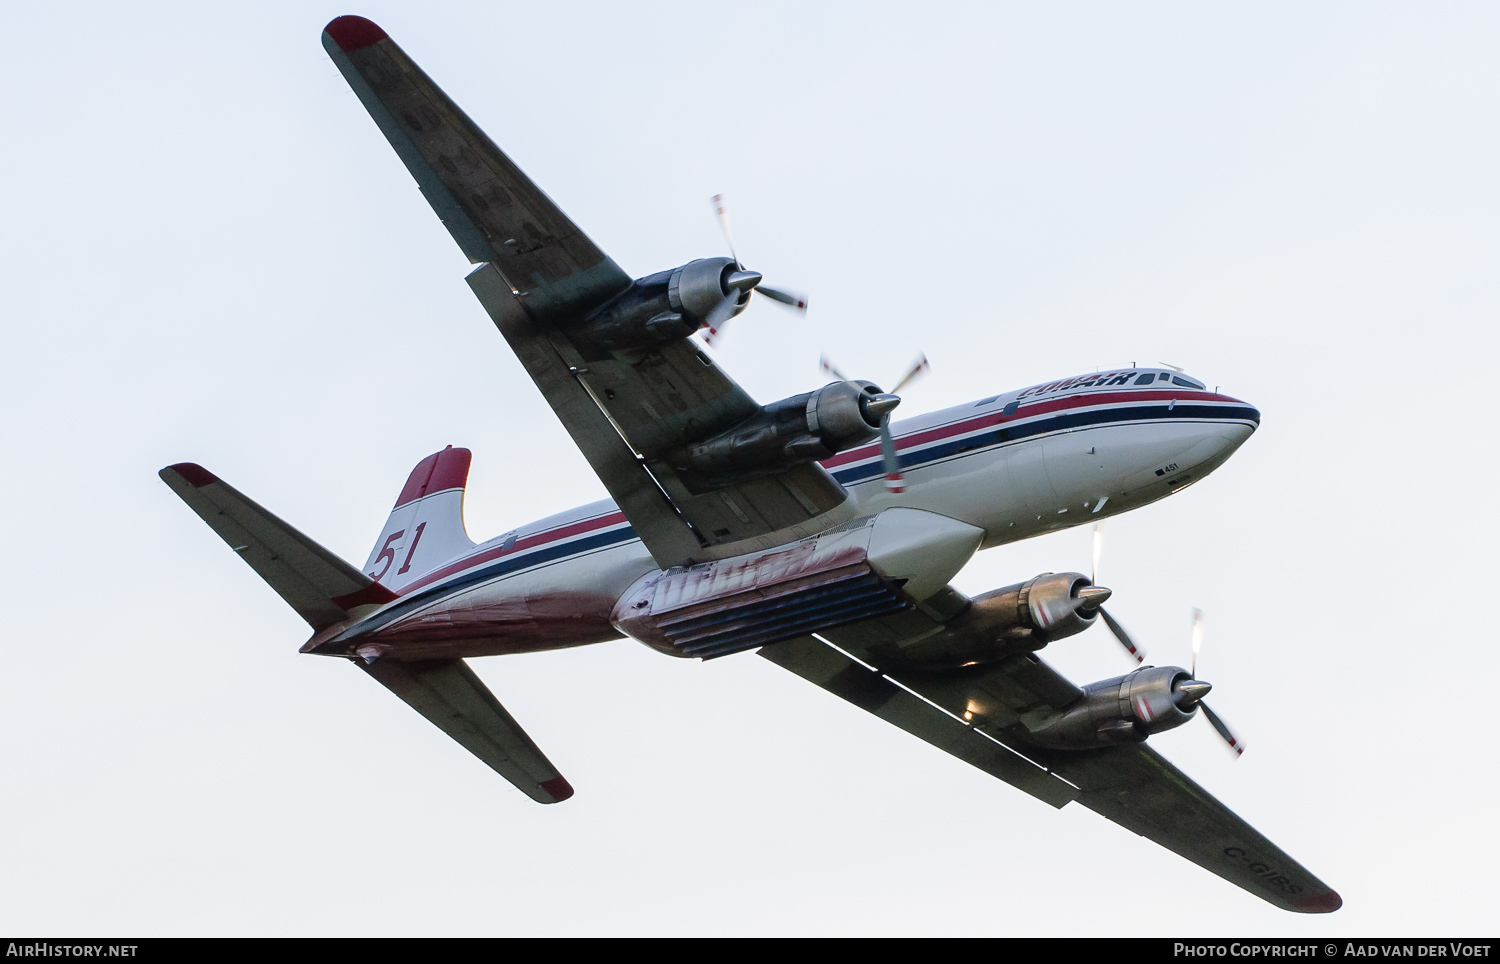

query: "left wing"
xmin=323 ymin=17 xmax=855 ymax=568
xmin=321 ymin=16 xmax=630 ymax=318
xmin=761 ymin=619 xmax=1341 ymax=913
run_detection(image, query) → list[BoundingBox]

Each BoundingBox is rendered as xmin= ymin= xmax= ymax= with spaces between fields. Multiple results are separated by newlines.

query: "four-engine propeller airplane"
xmin=160 ymin=15 xmax=1339 ymax=913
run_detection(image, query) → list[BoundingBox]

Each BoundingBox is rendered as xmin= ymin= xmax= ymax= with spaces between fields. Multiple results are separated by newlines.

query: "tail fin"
xmin=160 ymin=463 xmax=396 ymax=630
xmin=364 ymin=446 xmax=476 ymax=593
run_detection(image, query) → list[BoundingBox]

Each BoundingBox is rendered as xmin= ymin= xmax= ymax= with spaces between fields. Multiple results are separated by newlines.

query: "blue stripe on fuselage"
xmin=343 ymin=524 xmax=639 ymax=639
xmin=830 ymin=403 xmax=1260 ymax=485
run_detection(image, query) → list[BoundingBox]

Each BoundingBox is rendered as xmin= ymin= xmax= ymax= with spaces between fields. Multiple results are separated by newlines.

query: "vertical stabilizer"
xmin=365 ymin=447 xmax=476 ymax=593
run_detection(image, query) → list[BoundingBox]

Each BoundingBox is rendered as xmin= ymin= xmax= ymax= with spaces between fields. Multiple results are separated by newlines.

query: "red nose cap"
xmin=324 ymin=15 xmax=388 ymax=52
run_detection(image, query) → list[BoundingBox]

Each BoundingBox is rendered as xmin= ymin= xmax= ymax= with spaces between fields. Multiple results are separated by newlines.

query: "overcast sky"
xmin=2 ymin=1 xmax=1496 ymax=936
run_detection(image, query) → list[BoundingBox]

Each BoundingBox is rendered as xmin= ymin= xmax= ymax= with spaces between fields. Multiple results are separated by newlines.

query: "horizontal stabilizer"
xmin=160 ymin=463 xmax=395 ymax=630
xmin=360 ymin=658 xmax=574 ymax=804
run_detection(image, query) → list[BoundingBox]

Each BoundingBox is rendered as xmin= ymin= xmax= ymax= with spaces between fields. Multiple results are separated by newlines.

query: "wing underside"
xmin=760 ymin=608 xmax=1341 ymax=913
xmin=325 ymin=16 xmax=855 ymax=569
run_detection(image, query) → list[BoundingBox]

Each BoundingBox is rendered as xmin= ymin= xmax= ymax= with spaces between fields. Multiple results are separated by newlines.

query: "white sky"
xmin=2 ymin=1 xmax=1496 ymax=936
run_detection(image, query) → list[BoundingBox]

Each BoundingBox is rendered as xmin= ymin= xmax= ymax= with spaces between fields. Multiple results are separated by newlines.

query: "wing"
xmin=324 ymin=18 xmax=855 ymax=569
xmin=760 ymin=604 xmax=1342 ymax=913
xmin=321 ymin=16 xmax=630 ymax=317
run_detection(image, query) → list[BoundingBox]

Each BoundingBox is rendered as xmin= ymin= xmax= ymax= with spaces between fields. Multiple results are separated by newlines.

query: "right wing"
xmin=324 ymin=17 xmax=854 ymax=569
xmin=761 ymin=612 xmax=1342 ymax=913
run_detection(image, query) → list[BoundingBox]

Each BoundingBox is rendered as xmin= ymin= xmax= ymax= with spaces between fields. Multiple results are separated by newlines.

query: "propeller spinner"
xmin=702 ymin=194 xmax=808 ymax=346
xmin=819 ymin=354 xmax=930 ymax=493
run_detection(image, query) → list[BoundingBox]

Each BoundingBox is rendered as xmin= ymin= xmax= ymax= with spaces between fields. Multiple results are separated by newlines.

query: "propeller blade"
xmin=701 ymin=297 xmax=740 ymax=348
xmin=1091 ymin=523 xmax=1104 ymax=586
xmin=1191 ymin=607 xmax=1204 ymax=678
xmin=1098 ymin=606 xmax=1146 ymax=664
xmin=819 ymin=354 xmax=848 ymax=381
xmin=755 ymin=285 xmax=808 ymax=312
xmin=1199 ymin=700 xmax=1245 ymax=757
xmin=879 ymin=415 xmax=904 ymax=493
xmin=889 ymin=353 xmax=931 ymax=395
xmin=710 ymin=194 xmax=740 ymax=269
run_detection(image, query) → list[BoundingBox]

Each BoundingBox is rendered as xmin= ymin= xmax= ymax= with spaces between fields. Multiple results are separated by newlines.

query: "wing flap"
xmin=361 ymin=657 xmax=574 ymax=804
xmin=466 ymin=262 xmax=704 ymax=568
xmin=760 ymin=636 xmax=1078 ymax=809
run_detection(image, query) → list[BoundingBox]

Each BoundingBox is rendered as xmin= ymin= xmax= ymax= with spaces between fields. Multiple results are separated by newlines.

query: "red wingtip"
xmin=1296 ymin=890 xmax=1343 ymax=913
xmin=539 ymin=777 xmax=575 ymax=803
xmin=323 ymin=15 xmax=388 ymax=52
xmin=166 ymin=463 xmax=218 ymax=488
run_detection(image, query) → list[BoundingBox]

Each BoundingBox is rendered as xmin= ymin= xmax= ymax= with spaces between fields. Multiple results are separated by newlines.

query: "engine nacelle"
xmin=570 ymin=258 xmax=746 ymax=350
xmin=1021 ymin=666 xmax=1200 ymax=749
xmin=874 ymin=571 xmax=1102 ymax=669
xmin=666 ymin=380 xmax=885 ymax=486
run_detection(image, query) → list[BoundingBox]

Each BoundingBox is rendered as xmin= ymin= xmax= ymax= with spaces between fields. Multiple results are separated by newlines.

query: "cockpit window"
xmin=1134 ymin=373 xmax=1155 ymax=385
xmin=1171 ymin=375 xmax=1206 ymax=390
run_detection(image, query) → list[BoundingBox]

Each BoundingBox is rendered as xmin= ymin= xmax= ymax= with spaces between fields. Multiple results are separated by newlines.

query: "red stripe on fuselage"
xmin=821 ymin=390 xmax=1245 ymax=469
xmin=395 ymin=510 xmax=631 ymax=598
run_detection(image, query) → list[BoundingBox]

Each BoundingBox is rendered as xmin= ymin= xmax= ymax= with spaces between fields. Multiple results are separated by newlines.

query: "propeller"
xmin=1089 ymin=524 xmax=1145 ymax=664
xmin=1185 ymin=609 xmax=1245 ymax=757
xmin=702 ymin=194 xmax=808 ymax=347
xmin=820 ymin=353 xmax=930 ymax=493
xmin=1087 ymin=527 xmax=1243 ymax=756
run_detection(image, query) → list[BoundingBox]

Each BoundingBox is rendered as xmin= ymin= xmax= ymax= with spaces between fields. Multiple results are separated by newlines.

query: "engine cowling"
xmin=1020 ymin=666 xmax=1204 ymax=749
xmin=570 ymin=258 xmax=746 ymax=350
xmin=666 ymin=380 xmax=889 ymax=486
xmin=874 ymin=572 xmax=1104 ymax=669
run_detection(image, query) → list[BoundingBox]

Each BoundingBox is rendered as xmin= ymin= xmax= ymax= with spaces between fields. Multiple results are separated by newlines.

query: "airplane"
xmin=159 ymin=15 xmax=1339 ymax=914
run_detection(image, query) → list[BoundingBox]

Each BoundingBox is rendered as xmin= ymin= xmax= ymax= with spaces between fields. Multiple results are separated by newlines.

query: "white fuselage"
xmin=342 ymin=369 xmax=1258 ymax=660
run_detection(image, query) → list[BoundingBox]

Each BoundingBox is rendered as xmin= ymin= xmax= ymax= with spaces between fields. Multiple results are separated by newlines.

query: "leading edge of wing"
xmin=321 ymin=15 xmax=632 ymax=319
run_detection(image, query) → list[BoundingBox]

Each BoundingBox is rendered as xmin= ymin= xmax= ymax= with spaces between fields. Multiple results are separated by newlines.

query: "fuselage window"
xmin=1134 ymin=373 xmax=1155 ymax=385
xmin=1171 ymin=375 xmax=1206 ymax=390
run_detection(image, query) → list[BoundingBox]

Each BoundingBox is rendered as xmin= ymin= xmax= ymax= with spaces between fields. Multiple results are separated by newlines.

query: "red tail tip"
xmin=323 ymin=15 xmax=388 ymax=52
xmin=166 ymin=463 xmax=218 ymax=488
